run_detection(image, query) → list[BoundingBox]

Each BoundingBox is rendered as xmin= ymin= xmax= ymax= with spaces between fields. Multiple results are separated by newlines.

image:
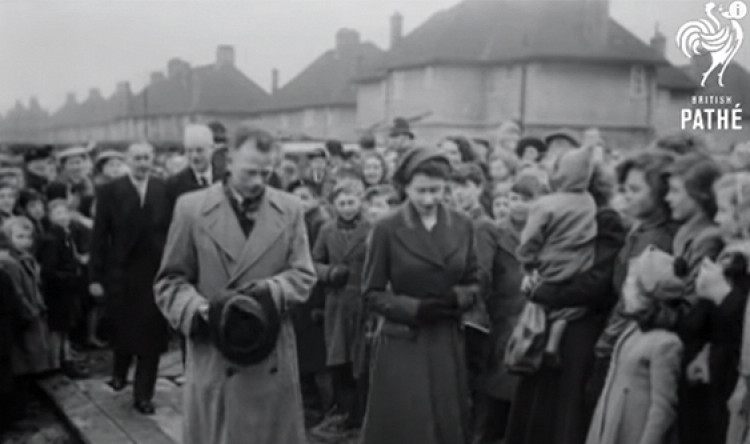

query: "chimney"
xmin=650 ymin=23 xmax=667 ymax=57
xmin=89 ymin=88 xmax=102 ymax=100
xmin=583 ymin=0 xmax=609 ymax=47
xmin=65 ymin=92 xmax=77 ymax=105
xmin=216 ymin=45 xmax=235 ymax=67
xmin=116 ymin=81 xmax=131 ymax=95
xmin=335 ymin=29 xmax=360 ymax=58
xmin=29 ymin=97 xmax=40 ymax=109
xmin=272 ymin=68 xmax=280 ymax=94
xmin=168 ymin=58 xmax=185 ymax=77
xmin=151 ymin=71 xmax=165 ymax=83
xmin=390 ymin=12 xmax=403 ymax=49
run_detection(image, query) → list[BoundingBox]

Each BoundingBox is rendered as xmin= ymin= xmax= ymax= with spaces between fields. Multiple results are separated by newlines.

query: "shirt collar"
xmin=192 ymin=167 xmax=212 ymax=184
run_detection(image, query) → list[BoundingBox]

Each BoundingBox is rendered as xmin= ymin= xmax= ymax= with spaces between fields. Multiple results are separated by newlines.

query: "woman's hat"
xmin=544 ymin=128 xmax=580 ymax=148
xmin=391 ymin=146 xmax=450 ymax=187
xmin=56 ymin=146 xmax=89 ymax=163
xmin=388 ymin=117 xmax=414 ymax=139
xmin=208 ymin=282 xmax=281 ymax=367
xmin=94 ymin=150 xmax=124 ymax=170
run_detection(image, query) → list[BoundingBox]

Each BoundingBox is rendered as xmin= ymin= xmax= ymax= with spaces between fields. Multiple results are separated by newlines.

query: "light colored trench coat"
xmin=154 ymin=184 xmax=316 ymax=444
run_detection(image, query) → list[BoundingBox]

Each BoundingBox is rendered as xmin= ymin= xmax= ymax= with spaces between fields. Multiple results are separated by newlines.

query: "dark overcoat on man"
xmin=165 ymin=166 xmax=221 ymax=213
xmin=90 ymin=175 xmax=171 ymax=356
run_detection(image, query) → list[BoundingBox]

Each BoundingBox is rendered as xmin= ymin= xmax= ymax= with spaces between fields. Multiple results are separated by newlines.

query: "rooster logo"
xmin=676 ymin=1 xmax=747 ymax=87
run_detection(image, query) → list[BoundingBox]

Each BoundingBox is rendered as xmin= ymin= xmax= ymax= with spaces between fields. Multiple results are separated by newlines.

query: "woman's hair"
xmin=669 ymin=153 xmax=724 ymax=218
xmin=287 ymin=179 xmax=321 ymax=197
xmin=17 ymin=188 xmax=44 ymax=211
xmin=451 ymin=163 xmax=486 ymax=187
xmin=2 ymin=216 xmax=33 ymax=240
xmin=445 ymin=136 xmax=476 ymax=164
xmin=511 ymin=173 xmax=548 ymax=200
xmin=616 ymin=151 xmax=675 ymax=217
xmin=714 ymin=172 xmax=750 ymax=230
xmin=361 ymin=151 xmax=389 ymax=185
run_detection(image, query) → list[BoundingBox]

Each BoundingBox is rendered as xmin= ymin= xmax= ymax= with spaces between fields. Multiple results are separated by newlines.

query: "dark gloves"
xmin=242 ymin=280 xmax=272 ymax=301
xmin=327 ymin=265 xmax=350 ymax=288
xmin=189 ymin=309 xmax=210 ymax=340
xmin=416 ymin=297 xmax=459 ymax=323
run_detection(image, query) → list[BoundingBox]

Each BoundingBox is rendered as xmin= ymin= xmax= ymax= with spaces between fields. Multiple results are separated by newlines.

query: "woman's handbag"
xmin=504 ymin=301 xmax=547 ymax=374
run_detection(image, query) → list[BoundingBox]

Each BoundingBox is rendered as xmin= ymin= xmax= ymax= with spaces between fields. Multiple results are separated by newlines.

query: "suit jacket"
xmin=89 ymin=175 xmax=172 ymax=355
xmin=165 ymin=167 xmax=221 ymax=214
xmin=154 ymin=184 xmax=316 ymax=444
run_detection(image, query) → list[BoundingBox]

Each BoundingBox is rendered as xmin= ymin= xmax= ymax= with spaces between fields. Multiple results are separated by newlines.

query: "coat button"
xmin=226 ymin=368 xmax=236 ymax=377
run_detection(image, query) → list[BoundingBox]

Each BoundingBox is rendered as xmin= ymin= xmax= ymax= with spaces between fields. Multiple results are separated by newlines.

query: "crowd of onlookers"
xmin=3 ymin=115 xmax=750 ymax=444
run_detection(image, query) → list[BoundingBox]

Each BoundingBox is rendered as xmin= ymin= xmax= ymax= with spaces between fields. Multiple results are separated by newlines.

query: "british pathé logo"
xmin=676 ymin=1 xmax=746 ymax=87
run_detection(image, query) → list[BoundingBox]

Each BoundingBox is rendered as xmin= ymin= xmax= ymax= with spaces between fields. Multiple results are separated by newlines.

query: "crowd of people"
xmin=3 ymin=116 xmax=750 ymax=444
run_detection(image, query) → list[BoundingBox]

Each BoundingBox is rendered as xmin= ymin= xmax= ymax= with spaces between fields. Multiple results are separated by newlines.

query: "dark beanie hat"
xmin=24 ymin=145 xmax=53 ymax=163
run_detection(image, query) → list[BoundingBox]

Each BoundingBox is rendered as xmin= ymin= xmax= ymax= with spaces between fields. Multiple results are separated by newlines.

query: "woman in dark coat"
xmin=588 ymin=152 xmax=678 ymax=404
xmin=506 ymin=163 xmax=627 ymax=444
xmin=361 ymin=147 xmax=480 ymax=444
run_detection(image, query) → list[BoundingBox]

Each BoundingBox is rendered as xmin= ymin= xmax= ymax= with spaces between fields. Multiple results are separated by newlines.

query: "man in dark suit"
xmin=89 ymin=142 xmax=172 ymax=415
xmin=166 ymin=124 xmax=222 ymax=212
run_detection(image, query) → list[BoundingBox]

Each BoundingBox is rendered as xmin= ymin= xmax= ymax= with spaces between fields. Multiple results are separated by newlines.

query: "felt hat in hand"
xmin=208 ymin=282 xmax=281 ymax=366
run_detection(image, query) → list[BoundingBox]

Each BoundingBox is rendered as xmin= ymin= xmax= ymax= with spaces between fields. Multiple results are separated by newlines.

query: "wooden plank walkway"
xmin=38 ymin=349 xmax=360 ymax=443
xmin=38 ymin=350 xmax=184 ymax=444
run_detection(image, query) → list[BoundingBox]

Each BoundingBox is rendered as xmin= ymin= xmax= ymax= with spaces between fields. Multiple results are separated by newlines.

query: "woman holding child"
xmin=507 ymin=154 xmax=627 ymax=444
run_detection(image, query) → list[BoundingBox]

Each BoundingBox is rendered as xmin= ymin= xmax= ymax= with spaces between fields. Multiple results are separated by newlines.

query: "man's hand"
xmin=89 ymin=282 xmax=104 ymax=298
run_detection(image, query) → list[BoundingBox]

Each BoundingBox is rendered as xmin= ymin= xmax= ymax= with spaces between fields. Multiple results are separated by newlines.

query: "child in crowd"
xmin=362 ymin=185 xmax=397 ymax=222
xmin=311 ymin=181 xmax=371 ymax=440
xmin=516 ymin=145 xmax=599 ymax=364
xmin=38 ymin=200 xmax=90 ymax=378
xmin=17 ymin=189 xmax=48 ymax=237
xmin=450 ymin=163 xmax=489 ymax=219
xmin=0 ymin=183 xmax=18 ymax=226
xmin=288 ymin=179 xmax=333 ymax=426
xmin=0 ymin=217 xmax=57 ymax=377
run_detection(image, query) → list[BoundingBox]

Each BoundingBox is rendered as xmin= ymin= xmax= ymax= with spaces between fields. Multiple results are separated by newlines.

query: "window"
xmin=424 ymin=67 xmax=434 ymax=88
xmin=630 ymin=65 xmax=647 ymax=98
xmin=391 ymin=71 xmax=406 ymax=100
xmin=304 ymin=109 xmax=315 ymax=128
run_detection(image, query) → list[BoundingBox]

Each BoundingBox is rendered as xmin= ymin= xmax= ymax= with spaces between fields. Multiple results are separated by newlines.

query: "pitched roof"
xmin=132 ymin=64 xmax=270 ymax=116
xmin=263 ymin=41 xmax=385 ymax=112
xmin=657 ymin=65 xmax=700 ymax=91
xmin=360 ymin=0 xmax=667 ymax=80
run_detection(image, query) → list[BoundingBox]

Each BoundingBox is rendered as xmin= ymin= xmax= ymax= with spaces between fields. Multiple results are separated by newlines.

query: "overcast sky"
xmin=0 ymin=0 xmax=748 ymax=114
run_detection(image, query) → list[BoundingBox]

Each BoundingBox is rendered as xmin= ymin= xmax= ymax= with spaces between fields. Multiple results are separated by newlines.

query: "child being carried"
xmin=517 ymin=144 xmax=600 ymax=365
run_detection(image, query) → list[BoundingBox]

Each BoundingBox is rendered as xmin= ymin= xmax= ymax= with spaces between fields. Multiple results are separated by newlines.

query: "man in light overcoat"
xmin=154 ymin=125 xmax=316 ymax=444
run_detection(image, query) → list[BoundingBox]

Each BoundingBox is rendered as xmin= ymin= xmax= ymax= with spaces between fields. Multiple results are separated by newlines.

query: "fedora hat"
xmin=208 ymin=282 xmax=281 ymax=366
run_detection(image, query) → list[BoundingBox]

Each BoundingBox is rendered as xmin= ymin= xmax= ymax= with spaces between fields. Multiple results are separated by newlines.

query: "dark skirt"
xmin=506 ymin=314 xmax=603 ymax=444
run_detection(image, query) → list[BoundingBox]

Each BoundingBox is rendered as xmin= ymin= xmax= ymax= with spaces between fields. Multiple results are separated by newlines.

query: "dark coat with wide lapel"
xmin=90 ymin=175 xmax=171 ymax=356
xmin=312 ymin=217 xmax=371 ymax=367
xmin=361 ymin=202 xmax=479 ymax=444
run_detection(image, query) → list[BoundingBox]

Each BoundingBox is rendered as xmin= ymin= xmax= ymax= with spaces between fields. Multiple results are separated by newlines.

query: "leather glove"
xmin=416 ymin=298 xmax=458 ymax=323
xmin=189 ymin=309 xmax=211 ymax=340
xmin=327 ymin=265 xmax=350 ymax=288
xmin=242 ymin=280 xmax=272 ymax=300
